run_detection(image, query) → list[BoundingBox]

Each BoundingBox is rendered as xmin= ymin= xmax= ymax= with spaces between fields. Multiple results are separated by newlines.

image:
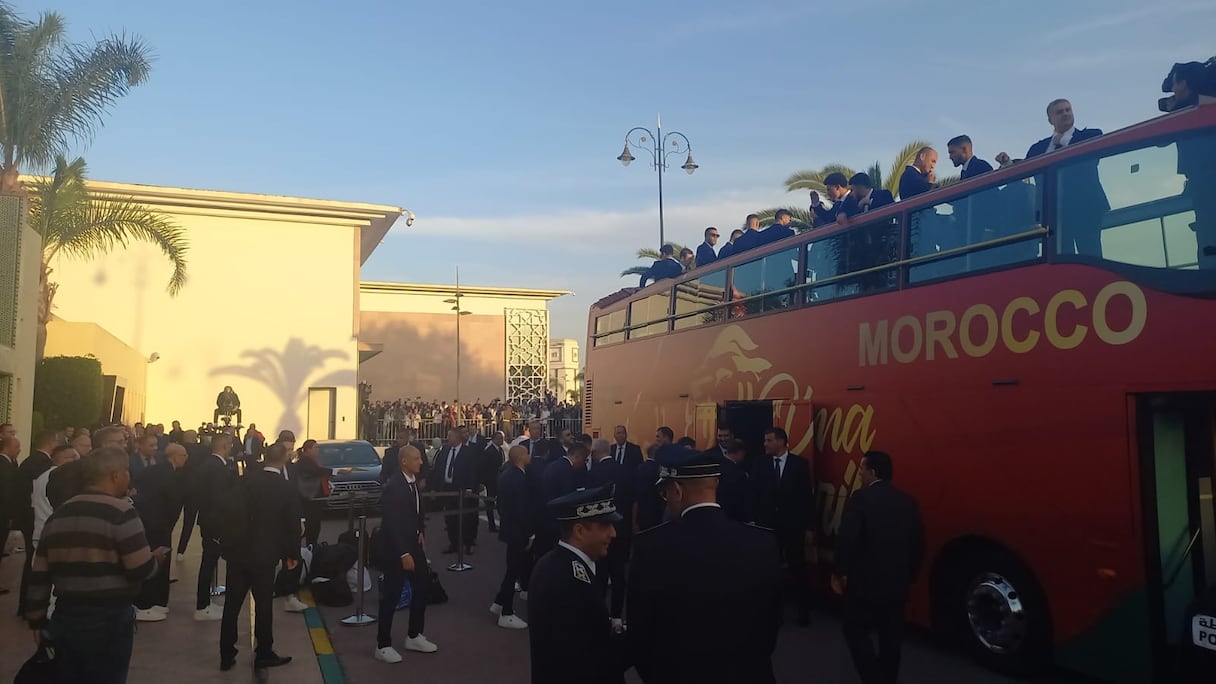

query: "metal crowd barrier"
xmin=365 ymin=417 xmax=583 ymax=445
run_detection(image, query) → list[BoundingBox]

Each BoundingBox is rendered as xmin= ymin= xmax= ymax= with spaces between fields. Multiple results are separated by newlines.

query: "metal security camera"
xmin=405 ymin=210 xmax=416 ymax=227
xmin=148 ymin=352 xmax=161 ymax=363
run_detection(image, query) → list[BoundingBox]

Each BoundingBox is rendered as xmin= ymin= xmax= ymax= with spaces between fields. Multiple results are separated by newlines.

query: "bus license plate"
xmin=1194 ymin=614 xmax=1216 ymax=652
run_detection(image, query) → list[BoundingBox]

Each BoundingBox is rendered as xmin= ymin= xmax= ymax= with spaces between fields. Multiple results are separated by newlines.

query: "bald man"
xmin=376 ymin=445 xmax=438 ymax=662
xmin=491 ymin=445 xmax=532 ymax=629
xmin=133 ymin=443 xmax=188 ymax=619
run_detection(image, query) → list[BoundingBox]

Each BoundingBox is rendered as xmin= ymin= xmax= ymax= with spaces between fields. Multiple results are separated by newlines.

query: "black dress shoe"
xmin=441 ymin=545 xmax=456 ymax=554
xmin=254 ymin=653 xmax=292 ymax=669
xmin=220 ymin=652 xmax=237 ymax=671
xmin=487 ymin=524 xmax=498 ymax=533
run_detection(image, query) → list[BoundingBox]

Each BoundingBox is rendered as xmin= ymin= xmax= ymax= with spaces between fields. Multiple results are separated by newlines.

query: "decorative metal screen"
xmin=582 ymin=378 xmax=593 ymax=426
xmin=0 ymin=374 xmax=11 ymax=424
xmin=505 ymin=308 xmax=548 ymax=403
xmin=0 ymin=195 xmax=23 ymax=349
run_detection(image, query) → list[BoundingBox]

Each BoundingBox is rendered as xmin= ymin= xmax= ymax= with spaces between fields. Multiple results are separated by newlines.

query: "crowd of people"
xmin=361 ymin=395 xmax=581 ymax=442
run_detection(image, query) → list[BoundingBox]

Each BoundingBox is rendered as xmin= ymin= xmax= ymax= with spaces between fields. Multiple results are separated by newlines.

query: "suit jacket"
xmin=46 ymin=459 xmax=84 ymax=511
xmin=587 ymin=456 xmax=631 ymax=533
xmin=638 ymin=258 xmax=683 ymax=288
xmin=717 ymin=241 xmax=738 ymax=259
xmin=757 ymin=223 xmax=796 ymax=247
xmin=898 ymin=165 xmax=934 ymax=199
xmin=128 ymin=452 xmax=165 ymax=481
xmin=539 ymin=458 xmax=585 ymax=544
xmin=608 ymin=441 xmax=643 ymax=472
xmin=194 ymin=454 xmax=237 ymax=538
xmin=812 ymin=200 xmax=845 ymax=227
xmin=629 ymin=506 xmax=781 ymax=684
xmin=528 ymin=545 xmax=625 ymax=684
xmin=1026 ymin=127 xmax=1103 ymax=159
xmin=380 ymin=472 xmax=426 ymax=561
xmin=293 ymin=457 xmax=333 ymax=500
xmin=840 ymin=189 xmax=895 ymax=217
xmin=380 ymin=441 xmax=428 ymax=483
xmin=224 ymin=467 xmax=302 ymax=567
xmin=695 ymin=242 xmax=718 ymax=268
xmin=960 ymin=157 xmax=994 ymax=180
xmin=15 ymin=451 xmax=53 ymax=528
xmin=835 ymin=479 xmax=925 ymax=603
xmin=496 ymin=466 xmax=532 ymax=546
xmin=632 ymin=460 xmax=664 ymax=532
xmin=480 ymin=442 xmax=508 ymax=492
xmin=0 ymin=455 xmax=20 ymax=525
xmin=750 ymin=452 xmax=816 ymax=540
xmin=716 ymin=455 xmax=751 ymax=523
xmin=133 ymin=462 xmax=184 ymax=540
xmin=430 ymin=444 xmax=477 ymax=492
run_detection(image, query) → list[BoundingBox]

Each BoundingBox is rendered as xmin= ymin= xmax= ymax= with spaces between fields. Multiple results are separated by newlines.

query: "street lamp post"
xmin=443 ymin=268 xmax=472 ymax=403
xmin=617 ymin=113 xmax=698 ymax=249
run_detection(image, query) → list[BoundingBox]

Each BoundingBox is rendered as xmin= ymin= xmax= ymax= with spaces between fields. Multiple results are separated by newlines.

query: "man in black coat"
xmin=429 ymin=428 xmax=478 ymax=555
xmin=947 ymin=135 xmax=994 ymax=181
xmin=587 ymin=438 xmax=631 ymax=627
xmin=833 ymin=450 xmax=924 ymax=684
xmin=491 ymin=444 xmax=531 ymax=629
xmin=694 ymin=226 xmax=720 ymax=268
xmin=528 ymin=486 xmax=625 ymax=684
xmin=629 ymin=449 xmax=782 ymax=683
xmin=840 ymin=172 xmax=895 ymax=220
xmin=128 ymin=433 xmax=164 ymax=481
xmin=632 ymin=445 xmax=664 ymax=533
xmin=608 ymin=425 xmax=643 ymax=472
xmin=537 ymin=442 xmax=588 ymax=557
xmin=15 ymin=431 xmax=56 ymax=613
xmin=219 ymin=442 xmax=300 ymax=670
xmin=481 ymin=431 xmax=509 ymax=533
xmin=715 ymin=439 xmax=751 ymax=523
xmin=375 ymin=445 xmax=437 ymax=663
xmin=0 ymin=434 xmax=21 ymax=597
xmin=638 ymin=244 xmax=684 ymax=288
xmin=380 ymin=429 xmax=427 ymax=484
xmin=176 ymin=431 xmax=209 ymax=558
xmin=133 ymin=443 xmax=188 ymax=620
xmin=194 ymin=433 xmax=238 ymax=621
xmin=750 ymin=427 xmax=816 ymax=626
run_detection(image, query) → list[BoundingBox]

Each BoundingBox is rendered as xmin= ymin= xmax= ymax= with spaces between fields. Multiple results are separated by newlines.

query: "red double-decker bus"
xmin=584 ymin=103 xmax=1216 ymax=682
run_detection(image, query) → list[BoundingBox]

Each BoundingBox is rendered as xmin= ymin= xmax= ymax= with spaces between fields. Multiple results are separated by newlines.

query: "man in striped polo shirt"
xmin=25 ymin=446 xmax=166 ymax=683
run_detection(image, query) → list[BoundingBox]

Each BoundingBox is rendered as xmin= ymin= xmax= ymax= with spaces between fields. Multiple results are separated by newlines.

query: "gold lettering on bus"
xmin=856 ymin=281 xmax=1147 ymax=366
xmin=814 ymin=404 xmax=876 ymax=454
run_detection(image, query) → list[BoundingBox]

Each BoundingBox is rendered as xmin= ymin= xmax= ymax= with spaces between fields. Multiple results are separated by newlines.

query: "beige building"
xmin=0 ymin=194 xmax=41 ymax=436
xmin=48 ymin=181 xmax=403 ymax=441
xmin=359 ymin=282 xmax=570 ymax=403
xmin=548 ymin=338 xmax=581 ymax=402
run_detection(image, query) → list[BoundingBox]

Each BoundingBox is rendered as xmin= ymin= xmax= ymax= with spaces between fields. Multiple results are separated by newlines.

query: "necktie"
xmin=617 ymin=445 xmax=624 ymax=464
xmin=409 ymin=481 xmax=419 ymax=515
xmin=446 ymin=447 xmax=458 ymax=481
xmin=774 ymin=457 xmax=782 ymax=479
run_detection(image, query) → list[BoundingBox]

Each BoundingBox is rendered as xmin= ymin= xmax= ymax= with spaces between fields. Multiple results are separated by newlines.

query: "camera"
xmin=1159 ymin=57 xmax=1216 ymax=112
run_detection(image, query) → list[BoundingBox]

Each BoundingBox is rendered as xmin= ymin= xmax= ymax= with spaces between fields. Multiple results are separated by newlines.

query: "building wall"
xmin=360 ymin=311 xmax=506 ymax=402
xmin=548 ymin=338 xmax=581 ymax=401
xmin=43 ymin=320 xmax=148 ymax=426
xmin=49 ymin=213 xmax=363 ymax=439
xmin=0 ymin=195 xmax=40 ymax=437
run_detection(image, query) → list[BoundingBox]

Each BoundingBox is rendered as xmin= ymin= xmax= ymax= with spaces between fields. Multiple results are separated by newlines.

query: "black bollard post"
xmin=447 ymin=491 xmax=472 ymax=572
xmin=341 ymin=514 xmax=376 ymax=626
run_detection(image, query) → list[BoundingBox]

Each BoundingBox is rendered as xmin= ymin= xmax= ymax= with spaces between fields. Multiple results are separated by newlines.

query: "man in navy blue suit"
xmin=897 ymin=146 xmax=938 ymax=200
xmin=694 ymin=227 xmax=720 ymax=268
xmin=946 ymin=135 xmax=994 ymax=181
xmin=736 ymin=209 xmax=797 ymax=254
xmin=809 ymin=172 xmax=851 ymax=227
xmin=638 ymin=244 xmax=684 ymax=287
xmin=840 ymin=173 xmax=894 ymax=222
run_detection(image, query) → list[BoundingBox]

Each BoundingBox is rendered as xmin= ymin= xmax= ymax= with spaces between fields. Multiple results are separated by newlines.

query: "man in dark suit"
xmin=458 ymin=425 xmax=485 ymax=546
xmin=1025 ymin=99 xmax=1106 ymax=257
xmin=194 ymin=433 xmax=238 ymax=622
xmin=809 ymin=172 xmax=852 ymax=227
xmin=608 ymin=425 xmax=643 ymax=472
xmin=717 ymin=224 xmax=749 ymax=260
xmin=380 ymin=429 xmax=427 ymax=484
xmin=840 ymin=173 xmax=895 ymax=221
xmin=1022 ymin=99 xmax=1103 ymax=159
xmin=898 ymin=146 xmax=938 ymax=199
xmin=695 ymin=226 xmax=720 ymax=268
xmin=537 ymin=442 xmax=588 ymax=557
xmin=638 ymin=244 xmax=684 ymax=287
xmin=375 ymin=445 xmax=438 ymax=663
xmin=587 ymin=439 xmax=631 ymax=629
xmin=176 ymin=431 xmax=208 ymax=559
xmin=632 ymin=444 xmax=665 ymax=534
xmin=0 ymin=435 xmax=21 ymax=597
xmin=218 ymin=442 xmax=299 ymax=670
xmin=833 ymin=451 xmax=925 ymax=684
xmin=947 ymin=135 xmax=994 ymax=181
xmin=736 ymin=209 xmax=797 ymax=254
xmin=750 ymin=427 xmax=816 ymax=626
xmin=481 ymin=431 xmax=508 ymax=533
xmin=716 ymin=439 xmax=751 ymax=523
xmin=629 ymin=449 xmax=781 ymax=684
xmin=133 ymin=443 xmax=187 ymax=620
xmin=429 ymin=428 xmax=478 ymax=555
xmin=528 ymin=486 xmax=626 ymax=684
xmin=491 ymin=444 xmax=531 ymax=630
xmin=15 ymin=431 xmax=55 ymax=613
xmin=128 ymin=433 xmax=164 ymax=481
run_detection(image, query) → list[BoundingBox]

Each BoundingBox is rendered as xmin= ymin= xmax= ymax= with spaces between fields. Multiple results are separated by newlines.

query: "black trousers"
xmin=606 ymin=534 xmax=630 ymax=619
xmin=177 ymin=503 xmax=198 ymax=555
xmin=303 ymin=499 xmax=323 ymax=547
xmin=441 ymin=490 xmax=478 ymax=549
xmin=196 ymin=537 xmax=221 ymax=610
xmin=495 ymin=542 xmax=527 ymax=616
xmin=779 ymin=533 xmax=810 ymax=622
xmin=18 ymin=525 xmax=33 ymax=615
xmin=484 ymin=486 xmax=498 ymax=529
xmin=377 ymin=553 xmax=429 ymax=647
xmin=841 ymin=595 xmax=904 ymax=684
xmin=220 ymin=561 xmax=275 ymax=659
xmin=135 ymin=529 xmax=172 ymax=609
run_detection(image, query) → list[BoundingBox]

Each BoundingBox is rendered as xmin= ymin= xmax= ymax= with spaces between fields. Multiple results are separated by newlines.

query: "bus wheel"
xmin=942 ymin=550 xmax=1052 ymax=676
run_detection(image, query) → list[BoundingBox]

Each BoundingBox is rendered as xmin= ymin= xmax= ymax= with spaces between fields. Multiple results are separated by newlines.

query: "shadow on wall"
xmin=209 ymin=337 xmax=355 ymax=435
xmin=359 ymin=314 xmax=505 ymax=402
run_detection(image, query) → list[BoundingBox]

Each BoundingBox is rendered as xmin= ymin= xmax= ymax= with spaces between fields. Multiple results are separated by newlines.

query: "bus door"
xmin=723 ymin=400 xmax=774 ymax=469
xmin=1136 ymin=393 xmax=1216 ymax=680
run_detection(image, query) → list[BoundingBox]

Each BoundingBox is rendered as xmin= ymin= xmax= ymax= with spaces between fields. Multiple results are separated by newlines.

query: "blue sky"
xmin=22 ymin=0 xmax=1216 ymax=342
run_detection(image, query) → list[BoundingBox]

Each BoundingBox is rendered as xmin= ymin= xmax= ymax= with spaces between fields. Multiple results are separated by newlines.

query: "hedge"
xmin=33 ymin=355 xmax=104 ymax=430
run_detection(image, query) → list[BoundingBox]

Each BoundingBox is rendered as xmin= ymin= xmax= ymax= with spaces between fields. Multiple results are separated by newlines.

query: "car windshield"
xmin=317 ymin=442 xmax=381 ymax=467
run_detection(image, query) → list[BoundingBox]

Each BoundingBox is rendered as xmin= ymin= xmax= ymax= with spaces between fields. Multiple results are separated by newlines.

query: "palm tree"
xmin=0 ymin=5 xmax=152 ymax=193
xmin=28 ymin=156 xmax=187 ymax=358
xmin=620 ymin=242 xmax=690 ymax=279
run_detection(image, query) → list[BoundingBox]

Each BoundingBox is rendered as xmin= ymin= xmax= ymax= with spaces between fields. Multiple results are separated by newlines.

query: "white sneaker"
xmin=373 ymin=646 xmax=403 ymax=664
xmin=611 ymin=618 xmax=626 ymax=634
xmin=404 ymin=635 xmax=438 ymax=653
xmin=194 ymin=604 xmax=223 ymax=621
xmin=520 ymin=590 xmax=528 ymax=601
xmin=490 ymin=603 xmax=502 ymax=617
xmin=497 ymin=614 xmax=528 ymax=630
xmin=514 ymin=581 xmax=522 ymax=592
xmin=151 ymin=605 xmax=169 ymax=615
xmin=176 ymin=553 xmax=184 ymax=563
xmin=135 ymin=608 xmax=166 ymax=622
xmin=284 ymin=596 xmax=308 ymax=612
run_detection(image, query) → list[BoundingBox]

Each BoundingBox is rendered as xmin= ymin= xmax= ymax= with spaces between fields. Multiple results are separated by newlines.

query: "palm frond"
xmin=751 ymin=207 xmax=815 ymax=233
xmin=886 ymin=140 xmax=932 ymax=197
xmin=619 ymin=265 xmax=649 ymax=278
xmin=783 ymin=164 xmax=857 ymax=193
xmin=936 ymin=173 xmax=961 ymax=188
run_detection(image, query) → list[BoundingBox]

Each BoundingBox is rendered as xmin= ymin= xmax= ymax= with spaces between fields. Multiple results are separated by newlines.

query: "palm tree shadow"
xmin=209 ymin=337 xmax=355 ymax=435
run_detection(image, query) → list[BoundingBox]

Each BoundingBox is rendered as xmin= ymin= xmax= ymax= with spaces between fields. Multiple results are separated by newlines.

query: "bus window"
xmin=594 ymin=308 xmax=626 ymax=346
xmin=673 ymin=270 xmax=727 ymax=329
xmin=805 ymin=217 xmax=899 ymax=303
xmin=908 ymin=174 xmax=1043 ymax=283
xmin=628 ymin=290 xmax=671 ymax=339
xmin=1062 ymin=129 xmax=1216 ymax=269
xmin=730 ymin=247 xmax=799 ymax=317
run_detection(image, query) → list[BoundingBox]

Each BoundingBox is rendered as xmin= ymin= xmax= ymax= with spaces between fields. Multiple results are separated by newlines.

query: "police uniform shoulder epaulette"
xmin=635 ymin=521 xmax=672 ymax=536
xmin=744 ymin=521 xmax=775 ymax=533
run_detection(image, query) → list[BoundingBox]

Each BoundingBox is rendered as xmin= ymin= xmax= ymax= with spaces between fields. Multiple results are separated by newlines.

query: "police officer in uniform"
xmin=528 ymin=486 xmax=626 ymax=684
xmin=628 ymin=449 xmax=782 ymax=684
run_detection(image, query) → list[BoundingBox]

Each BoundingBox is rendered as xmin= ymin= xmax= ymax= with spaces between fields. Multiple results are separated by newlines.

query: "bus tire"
xmin=935 ymin=547 xmax=1053 ymax=677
